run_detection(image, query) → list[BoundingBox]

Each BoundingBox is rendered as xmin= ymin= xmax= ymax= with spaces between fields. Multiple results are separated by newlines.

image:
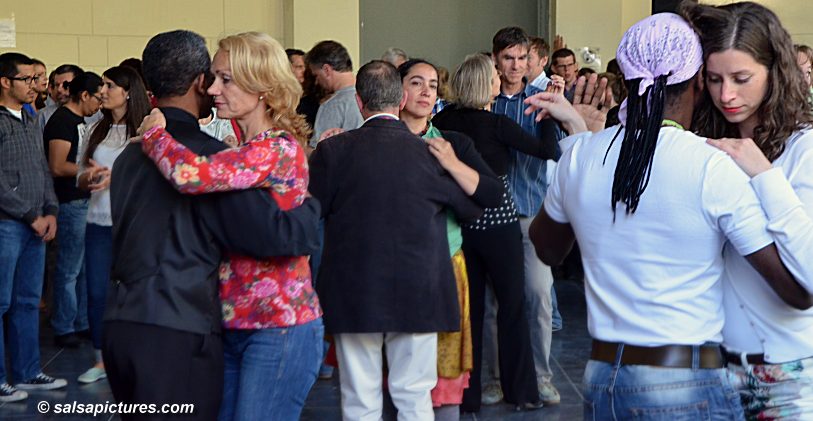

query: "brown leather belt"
xmin=591 ymin=340 xmax=724 ymax=369
xmin=722 ymin=350 xmax=766 ymax=366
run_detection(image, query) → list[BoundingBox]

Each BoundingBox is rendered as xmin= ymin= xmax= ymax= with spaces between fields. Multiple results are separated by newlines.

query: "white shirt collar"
xmin=363 ymin=113 xmax=399 ymax=124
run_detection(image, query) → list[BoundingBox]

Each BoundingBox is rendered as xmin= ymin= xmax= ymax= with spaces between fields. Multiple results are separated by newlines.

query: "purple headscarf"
xmin=616 ymin=13 xmax=703 ymax=125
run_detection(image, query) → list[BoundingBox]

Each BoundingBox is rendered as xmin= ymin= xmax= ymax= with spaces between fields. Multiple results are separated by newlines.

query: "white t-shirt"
xmin=546 ymin=126 xmax=772 ymax=347
xmin=722 ymin=127 xmax=813 ymax=362
xmin=77 ymin=122 xmax=128 ymax=226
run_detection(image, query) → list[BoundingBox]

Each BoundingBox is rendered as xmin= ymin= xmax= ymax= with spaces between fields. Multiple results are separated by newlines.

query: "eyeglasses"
xmin=92 ymin=94 xmax=103 ymax=102
xmin=8 ymin=75 xmax=39 ymax=85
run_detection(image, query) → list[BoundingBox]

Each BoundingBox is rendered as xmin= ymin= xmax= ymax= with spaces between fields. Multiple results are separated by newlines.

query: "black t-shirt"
xmin=44 ymin=106 xmax=90 ymax=203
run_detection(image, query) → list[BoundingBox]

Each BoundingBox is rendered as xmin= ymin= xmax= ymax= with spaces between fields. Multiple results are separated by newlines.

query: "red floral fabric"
xmin=142 ymin=126 xmax=321 ymax=328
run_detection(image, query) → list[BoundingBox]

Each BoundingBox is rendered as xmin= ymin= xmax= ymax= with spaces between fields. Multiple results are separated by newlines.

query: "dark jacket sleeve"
xmin=39 ymin=133 xmax=59 ymax=216
xmin=307 ymin=141 xmax=334 ymax=218
xmin=437 ymin=174 xmax=483 ymax=224
xmin=197 ymin=189 xmax=321 ymax=259
xmin=441 ymin=130 xmax=504 ymax=208
xmin=495 ymin=114 xmax=557 ymax=160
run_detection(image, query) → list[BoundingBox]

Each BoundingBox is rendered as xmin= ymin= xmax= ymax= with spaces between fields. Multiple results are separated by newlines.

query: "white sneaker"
xmin=539 ymin=381 xmax=561 ymax=405
xmin=482 ymin=383 xmax=503 ymax=405
xmin=16 ymin=373 xmax=67 ymax=391
xmin=78 ymin=367 xmax=107 ymax=384
xmin=0 ymin=383 xmax=28 ymax=402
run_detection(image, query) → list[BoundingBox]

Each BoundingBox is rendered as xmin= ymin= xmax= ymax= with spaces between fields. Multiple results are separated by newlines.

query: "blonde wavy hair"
xmin=218 ymin=32 xmax=311 ymax=146
xmin=450 ymin=53 xmax=494 ymax=109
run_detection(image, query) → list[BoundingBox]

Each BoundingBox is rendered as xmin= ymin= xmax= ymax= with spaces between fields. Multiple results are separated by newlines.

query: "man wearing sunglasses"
xmin=36 ymin=64 xmax=82 ymax=133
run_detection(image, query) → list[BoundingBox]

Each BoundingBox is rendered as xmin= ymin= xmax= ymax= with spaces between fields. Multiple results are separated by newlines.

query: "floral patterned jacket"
xmin=141 ymin=126 xmax=321 ymax=329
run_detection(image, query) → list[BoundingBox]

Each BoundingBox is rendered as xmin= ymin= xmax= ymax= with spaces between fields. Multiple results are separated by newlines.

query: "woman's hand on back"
xmin=706 ymin=137 xmax=773 ymax=177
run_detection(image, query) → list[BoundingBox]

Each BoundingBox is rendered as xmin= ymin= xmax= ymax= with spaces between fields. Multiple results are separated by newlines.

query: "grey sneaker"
xmin=16 ymin=373 xmax=67 ymax=391
xmin=78 ymin=366 xmax=107 ymax=384
xmin=539 ymin=381 xmax=561 ymax=405
xmin=482 ymin=383 xmax=503 ymax=405
xmin=0 ymin=383 xmax=27 ymax=402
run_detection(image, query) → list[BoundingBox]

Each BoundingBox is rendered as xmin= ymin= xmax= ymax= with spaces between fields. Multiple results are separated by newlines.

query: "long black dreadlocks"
xmin=605 ymin=75 xmax=668 ymax=217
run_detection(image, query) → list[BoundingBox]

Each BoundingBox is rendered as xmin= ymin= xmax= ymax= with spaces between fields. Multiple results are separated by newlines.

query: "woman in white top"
xmin=76 ymin=66 xmax=151 ymax=384
xmin=682 ymin=2 xmax=813 ymax=419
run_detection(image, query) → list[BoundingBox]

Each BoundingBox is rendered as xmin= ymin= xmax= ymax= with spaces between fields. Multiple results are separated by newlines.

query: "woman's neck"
xmin=737 ymin=114 xmax=759 ymax=140
xmin=237 ymin=116 xmax=273 ymax=141
xmin=111 ymin=107 xmax=126 ymax=124
xmin=401 ymin=112 xmax=428 ymax=135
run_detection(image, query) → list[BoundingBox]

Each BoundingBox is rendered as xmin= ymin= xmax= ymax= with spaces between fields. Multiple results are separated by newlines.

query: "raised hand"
xmin=572 ymin=74 xmax=612 ymax=133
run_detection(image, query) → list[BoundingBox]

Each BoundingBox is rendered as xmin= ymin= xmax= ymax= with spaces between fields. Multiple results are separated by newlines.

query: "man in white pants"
xmin=309 ymin=60 xmax=482 ymax=421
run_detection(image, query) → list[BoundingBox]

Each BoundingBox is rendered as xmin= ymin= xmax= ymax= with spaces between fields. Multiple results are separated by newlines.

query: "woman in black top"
xmin=432 ymin=54 xmax=555 ymax=412
xmin=44 ymin=71 xmax=103 ymax=348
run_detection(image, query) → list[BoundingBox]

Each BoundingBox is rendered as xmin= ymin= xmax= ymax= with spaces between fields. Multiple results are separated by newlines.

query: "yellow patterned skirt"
xmin=437 ymin=250 xmax=473 ymax=378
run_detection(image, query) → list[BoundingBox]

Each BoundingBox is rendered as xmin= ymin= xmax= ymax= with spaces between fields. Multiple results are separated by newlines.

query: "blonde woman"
xmin=138 ymin=32 xmax=321 ymax=420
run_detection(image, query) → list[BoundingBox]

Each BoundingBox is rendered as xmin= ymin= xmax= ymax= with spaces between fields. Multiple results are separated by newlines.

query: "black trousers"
xmin=460 ymin=222 xmax=539 ymax=411
xmin=102 ymin=321 xmax=224 ymax=421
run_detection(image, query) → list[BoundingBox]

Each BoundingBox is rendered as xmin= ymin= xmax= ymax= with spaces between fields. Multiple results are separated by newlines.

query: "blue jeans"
xmin=219 ymin=318 xmax=324 ymax=421
xmin=85 ymin=223 xmax=112 ymax=350
xmin=51 ymin=199 xmax=88 ymax=336
xmin=551 ymin=285 xmax=562 ymax=330
xmin=0 ymin=220 xmax=46 ymax=384
xmin=583 ymin=348 xmax=745 ymax=420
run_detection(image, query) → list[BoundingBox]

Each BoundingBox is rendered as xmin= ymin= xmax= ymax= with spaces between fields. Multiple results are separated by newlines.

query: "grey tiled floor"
xmin=1 ymin=279 xmax=589 ymax=420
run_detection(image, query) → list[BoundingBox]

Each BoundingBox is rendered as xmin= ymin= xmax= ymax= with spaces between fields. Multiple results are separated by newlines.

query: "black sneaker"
xmin=55 ymin=333 xmax=80 ymax=348
xmin=0 ymin=383 xmax=27 ymax=402
xmin=16 ymin=373 xmax=67 ymax=391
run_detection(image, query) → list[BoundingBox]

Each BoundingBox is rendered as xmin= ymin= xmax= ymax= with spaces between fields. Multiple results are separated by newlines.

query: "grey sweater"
xmin=0 ymin=106 xmax=58 ymax=224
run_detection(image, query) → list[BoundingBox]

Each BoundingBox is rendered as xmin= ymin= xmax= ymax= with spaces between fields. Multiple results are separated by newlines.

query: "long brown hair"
xmin=681 ymin=1 xmax=813 ymax=161
xmin=82 ymin=66 xmax=151 ymax=165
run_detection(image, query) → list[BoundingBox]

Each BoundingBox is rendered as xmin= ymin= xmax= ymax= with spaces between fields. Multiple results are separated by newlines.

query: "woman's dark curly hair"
xmin=680 ymin=1 xmax=813 ymax=161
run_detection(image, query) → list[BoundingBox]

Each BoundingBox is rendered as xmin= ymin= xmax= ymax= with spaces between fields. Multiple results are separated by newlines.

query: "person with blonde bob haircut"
xmin=433 ymin=53 xmax=556 ymax=412
xmin=137 ymin=31 xmax=323 ymax=420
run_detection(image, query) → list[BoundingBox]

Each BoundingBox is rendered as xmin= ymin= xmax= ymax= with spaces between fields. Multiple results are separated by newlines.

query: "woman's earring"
xmin=126 ymin=95 xmax=130 ymax=100
xmin=259 ymin=95 xmax=264 ymax=101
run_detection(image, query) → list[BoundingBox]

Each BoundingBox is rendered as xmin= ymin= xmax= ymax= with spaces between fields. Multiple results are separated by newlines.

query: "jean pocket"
xmin=630 ymin=400 xmax=711 ymax=420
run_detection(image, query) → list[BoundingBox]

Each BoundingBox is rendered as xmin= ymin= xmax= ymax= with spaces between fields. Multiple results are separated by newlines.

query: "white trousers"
xmin=335 ymin=332 xmax=438 ymax=421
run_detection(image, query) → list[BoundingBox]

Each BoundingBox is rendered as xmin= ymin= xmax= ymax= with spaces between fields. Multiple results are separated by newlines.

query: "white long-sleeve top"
xmin=723 ymin=127 xmax=813 ymax=363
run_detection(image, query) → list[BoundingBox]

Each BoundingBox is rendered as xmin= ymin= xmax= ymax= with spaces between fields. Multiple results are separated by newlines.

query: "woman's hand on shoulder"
xmin=706 ymin=137 xmax=773 ymax=177
xmin=137 ymin=108 xmax=167 ymax=137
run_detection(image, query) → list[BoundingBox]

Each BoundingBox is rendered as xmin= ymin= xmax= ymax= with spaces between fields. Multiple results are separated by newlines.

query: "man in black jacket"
xmin=309 ymin=60 xmax=482 ymax=420
xmin=104 ymin=30 xmax=320 ymax=420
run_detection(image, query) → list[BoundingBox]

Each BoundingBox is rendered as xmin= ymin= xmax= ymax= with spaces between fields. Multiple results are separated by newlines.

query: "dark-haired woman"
xmin=399 ymin=58 xmax=503 ymax=420
xmin=75 ymin=66 xmax=151 ymax=383
xmin=45 ymin=72 xmax=102 ymax=352
xmin=682 ymin=2 xmax=813 ymax=418
xmin=432 ymin=53 xmax=556 ymax=411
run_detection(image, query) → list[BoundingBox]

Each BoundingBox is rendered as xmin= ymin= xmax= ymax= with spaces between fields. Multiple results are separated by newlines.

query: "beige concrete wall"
xmin=285 ymin=0 xmax=360 ymax=69
xmin=702 ymin=0 xmax=813 ymax=47
xmin=0 ymin=0 xmax=284 ymax=75
xmin=555 ymin=0 xmax=651 ymax=69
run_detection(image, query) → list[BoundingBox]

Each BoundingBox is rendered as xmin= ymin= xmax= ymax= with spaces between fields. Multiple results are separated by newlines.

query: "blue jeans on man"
xmin=84 ymin=223 xmax=112 ymax=350
xmin=219 ymin=318 xmax=324 ymax=420
xmin=0 ymin=220 xmax=46 ymax=384
xmin=51 ymin=199 xmax=88 ymax=336
xmin=583 ymin=346 xmax=745 ymax=420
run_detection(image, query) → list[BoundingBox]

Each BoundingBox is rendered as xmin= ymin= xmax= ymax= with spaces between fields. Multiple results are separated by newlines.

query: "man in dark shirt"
xmin=104 ymin=30 xmax=320 ymax=419
xmin=0 ymin=52 xmax=65 ymax=402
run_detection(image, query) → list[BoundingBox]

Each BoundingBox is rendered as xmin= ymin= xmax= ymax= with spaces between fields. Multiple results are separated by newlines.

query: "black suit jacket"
xmin=309 ymin=117 xmax=482 ymax=333
xmin=107 ymin=107 xmax=320 ymax=335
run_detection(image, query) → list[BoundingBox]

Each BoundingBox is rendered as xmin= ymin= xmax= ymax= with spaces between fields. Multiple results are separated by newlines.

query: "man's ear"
xmin=0 ymin=77 xmax=11 ymax=91
xmin=194 ymin=73 xmax=208 ymax=95
xmin=540 ymin=56 xmax=549 ymax=68
xmin=399 ymin=91 xmax=408 ymax=111
xmin=695 ymin=66 xmax=705 ymax=92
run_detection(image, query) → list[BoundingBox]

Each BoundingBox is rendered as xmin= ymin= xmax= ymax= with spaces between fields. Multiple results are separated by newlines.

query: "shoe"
xmin=0 ymin=383 xmax=27 ymax=402
xmin=481 ymin=383 xmax=503 ymax=405
xmin=78 ymin=367 xmax=106 ymax=384
xmin=55 ymin=333 xmax=80 ymax=348
xmin=16 ymin=373 xmax=67 ymax=391
xmin=515 ymin=400 xmax=544 ymax=411
xmin=318 ymin=364 xmax=334 ymax=380
xmin=539 ymin=381 xmax=561 ymax=405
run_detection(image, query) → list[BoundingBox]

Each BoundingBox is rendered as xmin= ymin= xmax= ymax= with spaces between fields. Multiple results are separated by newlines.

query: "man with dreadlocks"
xmin=524 ymin=13 xmax=811 ymax=419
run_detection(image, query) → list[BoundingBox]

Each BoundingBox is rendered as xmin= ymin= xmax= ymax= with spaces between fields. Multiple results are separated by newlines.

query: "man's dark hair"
xmin=306 ymin=40 xmax=353 ymax=72
xmin=119 ymin=57 xmax=148 ymax=89
xmin=356 ymin=60 xmax=402 ymax=112
xmin=53 ymin=64 xmax=83 ymax=79
xmin=68 ymin=71 xmax=102 ymax=102
xmin=30 ymin=58 xmax=45 ymax=67
xmin=551 ymin=48 xmax=576 ymax=63
xmin=529 ymin=37 xmax=549 ymax=58
xmin=0 ymin=52 xmax=33 ymax=81
xmin=492 ymin=26 xmax=530 ymax=57
xmin=142 ymin=30 xmax=210 ymax=99
xmin=286 ymin=48 xmax=305 ymax=61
